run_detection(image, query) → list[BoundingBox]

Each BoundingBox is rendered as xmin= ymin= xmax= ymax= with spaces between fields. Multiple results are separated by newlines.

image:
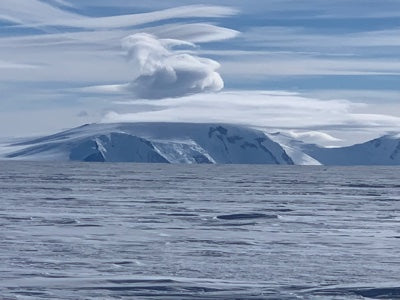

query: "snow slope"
xmin=266 ymin=131 xmax=400 ymax=165
xmin=301 ymin=134 xmax=400 ymax=166
xmin=4 ymin=123 xmax=294 ymax=165
xmin=268 ymin=132 xmax=400 ymax=165
xmin=266 ymin=132 xmax=321 ymax=165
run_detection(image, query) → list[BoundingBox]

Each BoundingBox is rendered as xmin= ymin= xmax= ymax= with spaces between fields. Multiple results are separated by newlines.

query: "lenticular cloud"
xmin=122 ymin=33 xmax=224 ymax=99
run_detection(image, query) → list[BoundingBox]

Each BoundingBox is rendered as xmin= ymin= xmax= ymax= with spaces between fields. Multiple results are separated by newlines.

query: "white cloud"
xmin=242 ymin=26 xmax=400 ymax=50
xmin=303 ymin=89 xmax=400 ymax=103
xmin=0 ymin=1 xmax=237 ymax=29
xmin=119 ymin=33 xmax=224 ymax=99
xmin=285 ymin=131 xmax=342 ymax=144
xmin=61 ymin=5 xmax=237 ymax=30
xmin=0 ymin=0 xmax=80 ymax=25
xmin=48 ymin=0 xmax=75 ymax=8
xmin=70 ymin=0 xmax=400 ymax=19
xmin=102 ymin=91 xmax=400 ymax=139
xmin=79 ymin=32 xmax=227 ymax=99
xmin=144 ymin=23 xmax=239 ymax=43
xmin=0 ymin=23 xmax=238 ymax=53
xmin=220 ymin=55 xmax=400 ymax=76
xmin=0 ymin=60 xmax=39 ymax=69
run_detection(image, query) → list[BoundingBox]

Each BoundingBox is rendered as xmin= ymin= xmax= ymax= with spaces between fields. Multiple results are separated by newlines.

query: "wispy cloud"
xmin=48 ymin=0 xmax=75 ymax=8
xmin=103 ymin=91 xmax=400 ymax=139
xmin=220 ymin=56 xmax=400 ymax=77
xmin=144 ymin=23 xmax=239 ymax=43
xmin=214 ymin=25 xmax=400 ymax=77
xmin=0 ymin=1 xmax=237 ymax=29
xmin=284 ymin=131 xmax=342 ymax=145
xmin=71 ymin=0 xmax=400 ymax=19
xmin=0 ymin=60 xmax=39 ymax=69
xmin=242 ymin=26 xmax=400 ymax=49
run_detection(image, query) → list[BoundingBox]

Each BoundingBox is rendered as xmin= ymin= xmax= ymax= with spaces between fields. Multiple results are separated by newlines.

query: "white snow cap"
xmin=121 ymin=33 xmax=224 ymax=99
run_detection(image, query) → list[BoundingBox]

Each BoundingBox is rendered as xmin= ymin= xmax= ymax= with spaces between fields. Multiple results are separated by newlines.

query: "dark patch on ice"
xmin=355 ymin=287 xmax=400 ymax=298
xmin=15 ymin=291 xmax=49 ymax=297
xmin=42 ymin=197 xmax=77 ymax=201
xmin=184 ymin=239 xmax=255 ymax=246
xmin=76 ymin=278 xmax=272 ymax=299
xmin=38 ymin=187 xmax=73 ymax=192
xmin=211 ymin=222 xmax=258 ymax=227
xmin=113 ymin=261 xmax=134 ymax=265
xmin=88 ymin=283 xmax=224 ymax=294
xmin=263 ymin=208 xmax=293 ymax=213
xmin=309 ymin=286 xmax=400 ymax=299
xmin=217 ymin=213 xmax=277 ymax=220
xmin=343 ymin=183 xmax=400 ymax=188
xmin=40 ymin=218 xmax=78 ymax=225
xmin=146 ymin=200 xmax=183 ymax=204
xmin=188 ymin=249 xmax=229 ymax=257
xmin=161 ymin=213 xmax=199 ymax=217
xmin=344 ymin=183 xmax=386 ymax=188
xmin=87 ymin=285 xmax=177 ymax=292
xmin=2 ymin=216 xmax=32 ymax=221
xmin=173 ymin=175 xmax=203 ymax=180
xmin=41 ymin=274 xmax=71 ymax=278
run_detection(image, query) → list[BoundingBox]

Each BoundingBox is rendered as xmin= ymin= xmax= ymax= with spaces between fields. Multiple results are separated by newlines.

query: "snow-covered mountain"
xmin=301 ymin=134 xmax=400 ymax=166
xmin=3 ymin=123 xmax=294 ymax=165
xmin=269 ymin=132 xmax=400 ymax=166
xmin=3 ymin=123 xmax=400 ymax=165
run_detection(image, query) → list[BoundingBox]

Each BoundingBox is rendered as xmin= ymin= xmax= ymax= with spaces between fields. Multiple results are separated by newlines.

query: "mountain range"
xmin=2 ymin=122 xmax=400 ymax=165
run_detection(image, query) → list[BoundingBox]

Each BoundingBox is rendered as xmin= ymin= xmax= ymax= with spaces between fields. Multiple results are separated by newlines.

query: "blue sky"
xmin=1 ymin=0 xmax=400 ymax=145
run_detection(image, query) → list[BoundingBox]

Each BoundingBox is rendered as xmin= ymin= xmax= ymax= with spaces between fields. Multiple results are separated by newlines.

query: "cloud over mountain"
xmin=121 ymin=33 xmax=224 ymax=99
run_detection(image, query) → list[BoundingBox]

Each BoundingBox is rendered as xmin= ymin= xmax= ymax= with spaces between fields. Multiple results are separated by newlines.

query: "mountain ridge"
xmin=3 ymin=122 xmax=400 ymax=165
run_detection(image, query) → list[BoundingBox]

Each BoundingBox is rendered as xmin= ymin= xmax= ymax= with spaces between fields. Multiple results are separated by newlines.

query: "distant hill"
xmin=269 ymin=132 xmax=400 ymax=166
xmin=302 ymin=134 xmax=400 ymax=166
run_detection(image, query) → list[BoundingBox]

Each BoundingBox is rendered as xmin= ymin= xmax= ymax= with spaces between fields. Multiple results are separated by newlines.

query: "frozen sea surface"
xmin=1 ymin=162 xmax=400 ymax=299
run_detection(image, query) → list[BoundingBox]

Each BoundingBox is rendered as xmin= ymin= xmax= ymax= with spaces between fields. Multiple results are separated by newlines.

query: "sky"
xmin=1 ymin=0 xmax=400 ymax=145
